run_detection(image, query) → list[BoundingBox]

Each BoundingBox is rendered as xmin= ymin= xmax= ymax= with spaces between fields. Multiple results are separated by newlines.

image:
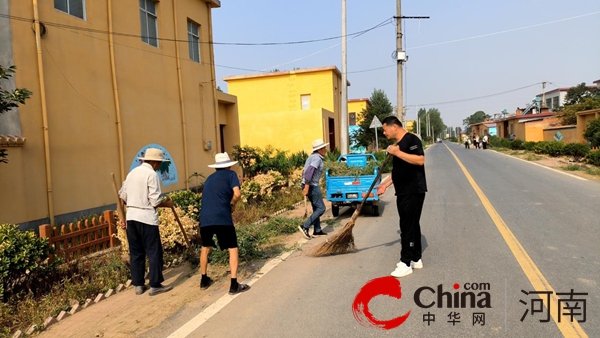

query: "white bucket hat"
xmin=137 ymin=148 xmax=170 ymax=162
xmin=208 ymin=152 xmax=238 ymax=168
xmin=312 ymin=139 xmax=329 ymax=152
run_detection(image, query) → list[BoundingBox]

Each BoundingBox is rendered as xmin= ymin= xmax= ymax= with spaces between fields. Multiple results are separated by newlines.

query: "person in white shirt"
xmin=482 ymin=134 xmax=489 ymax=149
xmin=119 ymin=148 xmax=174 ymax=296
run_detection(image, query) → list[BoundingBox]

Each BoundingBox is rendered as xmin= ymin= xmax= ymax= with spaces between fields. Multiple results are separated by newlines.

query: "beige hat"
xmin=137 ymin=148 xmax=170 ymax=162
xmin=312 ymin=139 xmax=329 ymax=152
xmin=208 ymin=152 xmax=238 ymax=168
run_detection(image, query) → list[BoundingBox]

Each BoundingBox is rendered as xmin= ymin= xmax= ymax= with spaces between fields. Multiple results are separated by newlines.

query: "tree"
xmin=1 ymin=65 xmax=32 ymax=164
xmin=557 ymin=83 xmax=600 ymax=125
xmin=462 ymin=110 xmax=490 ymax=135
xmin=583 ymin=118 xmax=600 ymax=148
xmin=418 ymin=108 xmax=447 ymax=142
xmin=563 ymin=83 xmax=600 ymax=106
xmin=353 ymin=89 xmax=395 ymax=150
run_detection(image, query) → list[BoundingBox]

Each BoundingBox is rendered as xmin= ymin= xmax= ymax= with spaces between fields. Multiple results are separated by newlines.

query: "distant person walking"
xmin=297 ymin=139 xmax=329 ymax=239
xmin=119 ymin=148 xmax=174 ymax=296
xmin=199 ymin=152 xmax=250 ymax=295
xmin=482 ymin=134 xmax=488 ymax=149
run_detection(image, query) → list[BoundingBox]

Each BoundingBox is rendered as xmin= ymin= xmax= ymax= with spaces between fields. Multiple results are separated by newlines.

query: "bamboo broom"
xmin=309 ymin=153 xmax=392 ymax=257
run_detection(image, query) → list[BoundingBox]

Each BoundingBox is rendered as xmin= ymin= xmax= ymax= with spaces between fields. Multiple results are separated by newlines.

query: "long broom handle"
xmin=171 ymin=206 xmax=192 ymax=248
xmin=111 ymin=173 xmax=127 ymax=227
xmin=351 ymin=153 xmax=393 ymax=219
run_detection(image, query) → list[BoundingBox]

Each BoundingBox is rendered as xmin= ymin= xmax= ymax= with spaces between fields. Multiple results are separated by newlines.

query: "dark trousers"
xmin=127 ymin=220 xmax=164 ymax=288
xmin=482 ymin=142 xmax=487 ymax=149
xmin=302 ymin=184 xmax=326 ymax=232
xmin=396 ymin=193 xmax=426 ymax=267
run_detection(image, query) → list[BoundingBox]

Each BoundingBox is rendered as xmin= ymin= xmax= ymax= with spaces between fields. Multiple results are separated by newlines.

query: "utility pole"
xmin=340 ymin=0 xmax=348 ymax=154
xmin=396 ymin=0 xmax=404 ymax=125
xmin=394 ymin=2 xmax=429 ymax=127
xmin=541 ymin=81 xmax=547 ymax=108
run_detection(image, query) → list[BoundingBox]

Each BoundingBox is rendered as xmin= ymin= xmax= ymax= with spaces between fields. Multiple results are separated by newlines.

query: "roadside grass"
xmin=525 ymin=154 xmax=542 ymax=161
xmin=563 ymin=164 xmax=600 ymax=176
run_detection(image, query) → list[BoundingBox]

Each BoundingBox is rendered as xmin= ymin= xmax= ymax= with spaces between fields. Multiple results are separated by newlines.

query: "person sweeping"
xmin=376 ymin=116 xmax=427 ymax=278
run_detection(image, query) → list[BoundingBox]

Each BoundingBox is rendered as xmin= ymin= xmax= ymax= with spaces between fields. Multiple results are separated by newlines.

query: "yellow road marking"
xmin=444 ymin=144 xmax=588 ymax=338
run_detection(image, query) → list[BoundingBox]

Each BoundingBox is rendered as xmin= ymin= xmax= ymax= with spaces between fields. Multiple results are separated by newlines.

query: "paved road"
xmin=152 ymin=141 xmax=599 ymax=338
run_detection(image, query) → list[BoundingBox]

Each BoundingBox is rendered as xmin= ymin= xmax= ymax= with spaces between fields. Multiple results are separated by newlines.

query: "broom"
xmin=309 ymin=153 xmax=392 ymax=257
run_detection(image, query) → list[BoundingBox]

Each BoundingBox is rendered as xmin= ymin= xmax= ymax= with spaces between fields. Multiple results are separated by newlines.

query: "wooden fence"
xmin=39 ymin=210 xmax=119 ymax=261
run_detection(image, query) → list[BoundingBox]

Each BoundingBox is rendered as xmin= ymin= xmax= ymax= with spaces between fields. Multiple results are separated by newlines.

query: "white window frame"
xmin=54 ymin=0 xmax=86 ymax=20
xmin=187 ymin=20 xmax=201 ymax=63
xmin=140 ymin=0 xmax=159 ymax=47
xmin=301 ymin=94 xmax=311 ymax=110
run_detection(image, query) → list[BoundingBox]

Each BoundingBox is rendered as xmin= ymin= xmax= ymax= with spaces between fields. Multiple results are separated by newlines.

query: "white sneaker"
xmin=391 ymin=263 xmax=413 ymax=278
xmin=396 ymin=259 xmax=424 ymax=269
xmin=411 ymin=259 xmax=423 ymax=269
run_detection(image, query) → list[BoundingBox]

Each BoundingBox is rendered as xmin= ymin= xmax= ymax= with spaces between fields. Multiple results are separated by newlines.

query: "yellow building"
xmin=224 ymin=66 xmax=348 ymax=154
xmin=0 ymin=0 xmax=238 ymax=229
xmin=405 ymin=120 xmax=415 ymax=133
xmin=348 ymin=98 xmax=370 ymax=126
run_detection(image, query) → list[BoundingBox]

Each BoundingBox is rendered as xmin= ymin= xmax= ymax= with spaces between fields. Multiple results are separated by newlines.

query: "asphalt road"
xmin=155 ymin=141 xmax=600 ymax=338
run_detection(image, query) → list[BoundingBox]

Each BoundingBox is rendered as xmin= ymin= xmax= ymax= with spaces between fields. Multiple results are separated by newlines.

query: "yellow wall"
xmin=348 ymin=99 xmax=369 ymax=125
xmin=405 ymin=120 xmax=415 ymax=133
xmin=577 ymin=109 xmax=600 ymax=143
xmin=225 ymin=67 xmax=343 ymax=153
xmin=1 ymin=0 xmax=224 ymax=227
xmin=543 ymin=127 xmax=579 ymax=143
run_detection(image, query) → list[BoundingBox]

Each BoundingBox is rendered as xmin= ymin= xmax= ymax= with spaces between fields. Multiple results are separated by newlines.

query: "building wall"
xmin=577 ymin=109 xmax=600 ymax=143
xmin=1 ymin=0 xmax=222 ymax=228
xmin=226 ymin=68 xmax=342 ymax=153
xmin=543 ymin=127 xmax=578 ymax=143
xmin=348 ymin=100 xmax=368 ymax=125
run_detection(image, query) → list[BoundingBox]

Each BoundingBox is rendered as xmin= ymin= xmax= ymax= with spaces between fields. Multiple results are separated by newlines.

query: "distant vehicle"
xmin=437 ymin=138 xmax=442 ymax=143
xmin=325 ymin=154 xmax=381 ymax=217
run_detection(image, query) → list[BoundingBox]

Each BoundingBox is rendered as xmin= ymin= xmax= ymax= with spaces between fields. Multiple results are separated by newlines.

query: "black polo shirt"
xmin=391 ymin=133 xmax=427 ymax=195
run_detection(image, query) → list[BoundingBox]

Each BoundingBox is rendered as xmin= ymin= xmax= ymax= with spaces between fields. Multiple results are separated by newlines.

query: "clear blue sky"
xmin=212 ymin=0 xmax=600 ymax=128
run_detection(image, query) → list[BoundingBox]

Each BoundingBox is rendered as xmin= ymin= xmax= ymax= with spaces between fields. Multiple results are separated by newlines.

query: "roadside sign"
xmin=369 ymin=116 xmax=382 ymax=129
xmin=554 ymin=131 xmax=564 ymax=142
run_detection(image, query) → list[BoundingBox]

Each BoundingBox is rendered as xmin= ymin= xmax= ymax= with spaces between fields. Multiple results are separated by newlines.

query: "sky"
xmin=211 ymin=0 xmax=600 ymax=128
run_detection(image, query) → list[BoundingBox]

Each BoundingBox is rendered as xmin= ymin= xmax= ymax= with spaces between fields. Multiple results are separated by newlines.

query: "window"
xmin=349 ymin=112 xmax=356 ymax=126
xmin=187 ymin=20 xmax=200 ymax=63
xmin=54 ymin=0 xmax=85 ymax=20
xmin=140 ymin=0 xmax=158 ymax=47
xmin=552 ymin=96 xmax=559 ymax=110
xmin=546 ymin=98 xmax=552 ymax=109
xmin=301 ymin=94 xmax=311 ymax=110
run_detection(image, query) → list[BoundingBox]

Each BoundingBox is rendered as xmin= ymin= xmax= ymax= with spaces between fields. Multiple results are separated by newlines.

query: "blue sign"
xmin=129 ymin=143 xmax=179 ymax=187
xmin=554 ymin=131 xmax=564 ymax=142
xmin=488 ymin=126 xmax=497 ymax=137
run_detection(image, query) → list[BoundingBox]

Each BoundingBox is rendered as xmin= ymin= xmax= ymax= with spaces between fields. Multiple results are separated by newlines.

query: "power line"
xmin=408 ymin=83 xmax=542 ymax=107
xmin=0 ymin=13 xmax=392 ymax=46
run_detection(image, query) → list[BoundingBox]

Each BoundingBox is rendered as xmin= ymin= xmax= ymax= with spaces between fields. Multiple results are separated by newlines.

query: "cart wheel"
xmin=332 ymin=205 xmax=340 ymax=217
xmin=372 ymin=205 xmax=380 ymax=216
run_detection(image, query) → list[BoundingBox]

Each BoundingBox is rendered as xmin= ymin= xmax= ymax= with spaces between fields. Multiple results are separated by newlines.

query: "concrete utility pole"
xmin=541 ymin=81 xmax=547 ymax=108
xmin=396 ymin=0 xmax=404 ymax=125
xmin=340 ymin=0 xmax=348 ymax=154
xmin=394 ymin=1 xmax=429 ymax=127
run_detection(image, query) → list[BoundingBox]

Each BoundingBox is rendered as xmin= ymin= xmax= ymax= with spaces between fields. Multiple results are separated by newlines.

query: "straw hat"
xmin=312 ymin=139 xmax=329 ymax=152
xmin=208 ymin=152 xmax=238 ymax=168
xmin=137 ymin=148 xmax=170 ymax=162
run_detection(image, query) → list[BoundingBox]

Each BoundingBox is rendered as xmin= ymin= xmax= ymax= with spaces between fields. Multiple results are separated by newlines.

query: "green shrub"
xmin=324 ymin=147 xmax=341 ymax=162
xmin=289 ymin=150 xmax=308 ymax=168
xmin=510 ymin=139 xmax=524 ymax=150
xmin=586 ymin=150 xmax=600 ymax=166
xmin=255 ymin=147 xmax=294 ymax=176
xmin=168 ymin=190 xmax=201 ymax=221
xmin=583 ymin=118 xmax=600 ymax=148
xmin=373 ymin=151 xmax=393 ymax=173
xmin=533 ymin=141 xmax=551 ymax=154
xmin=545 ymin=142 xmax=566 ymax=157
xmin=563 ymin=143 xmax=591 ymax=160
xmin=523 ymin=141 xmax=537 ymax=151
xmin=0 ymin=224 xmax=58 ymax=301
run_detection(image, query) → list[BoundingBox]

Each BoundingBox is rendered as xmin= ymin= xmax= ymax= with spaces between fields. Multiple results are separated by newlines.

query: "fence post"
xmin=39 ymin=224 xmax=55 ymax=262
xmin=105 ymin=210 xmax=117 ymax=247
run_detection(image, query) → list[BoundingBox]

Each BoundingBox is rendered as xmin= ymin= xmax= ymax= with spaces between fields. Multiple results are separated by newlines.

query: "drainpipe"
xmin=32 ymin=0 xmax=54 ymax=225
xmin=207 ymin=3 xmax=220 ymax=155
xmin=172 ymin=0 xmax=190 ymax=189
xmin=107 ymin=0 xmax=125 ymax=182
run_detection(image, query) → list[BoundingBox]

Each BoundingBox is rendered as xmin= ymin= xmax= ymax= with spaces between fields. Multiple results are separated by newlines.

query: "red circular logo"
xmin=352 ymin=276 xmax=411 ymax=330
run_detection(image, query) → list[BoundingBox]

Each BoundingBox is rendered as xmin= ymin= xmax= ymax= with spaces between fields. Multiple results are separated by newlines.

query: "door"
xmin=328 ymin=118 xmax=336 ymax=151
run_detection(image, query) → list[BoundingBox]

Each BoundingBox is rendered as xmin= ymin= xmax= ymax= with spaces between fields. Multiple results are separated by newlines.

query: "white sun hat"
xmin=312 ymin=139 xmax=329 ymax=152
xmin=137 ymin=148 xmax=170 ymax=162
xmin=208 ymin=152 xmax=238 ymax=168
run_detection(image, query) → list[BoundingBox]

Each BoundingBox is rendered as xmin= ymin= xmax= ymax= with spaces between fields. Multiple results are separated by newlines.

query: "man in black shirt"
xmin=376 ymin=116 xmax=427 ymax=278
